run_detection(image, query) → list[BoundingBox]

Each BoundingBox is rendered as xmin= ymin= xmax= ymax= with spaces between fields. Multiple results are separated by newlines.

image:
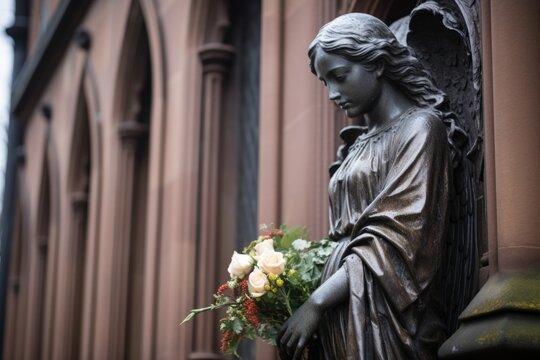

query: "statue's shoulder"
xmin=401 ymin=107 xmax=447 ymax=143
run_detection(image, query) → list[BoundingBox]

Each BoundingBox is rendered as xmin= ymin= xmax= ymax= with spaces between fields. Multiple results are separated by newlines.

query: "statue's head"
xmin=309 ymin=13 xmax=465 ymax=166
xmin=308 ymin=13 xmax=446 ymax=115
xmin=308 ymin=13 xmax=398 ymax=76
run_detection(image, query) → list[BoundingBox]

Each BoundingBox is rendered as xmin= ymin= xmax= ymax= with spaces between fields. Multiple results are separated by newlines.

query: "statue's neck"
xmin=363 ymin=81 xmax=416 ymax=134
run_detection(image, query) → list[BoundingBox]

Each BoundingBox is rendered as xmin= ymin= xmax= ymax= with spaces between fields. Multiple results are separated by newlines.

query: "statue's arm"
xmin=310 ymin=266 xmax=349 ymax=310
xmin=277 ymin=267 xmax=349 ymax=360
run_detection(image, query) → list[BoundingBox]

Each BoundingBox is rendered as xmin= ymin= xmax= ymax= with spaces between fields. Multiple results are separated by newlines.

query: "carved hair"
xmin=308 ymin=13 xmax=466 ymax=165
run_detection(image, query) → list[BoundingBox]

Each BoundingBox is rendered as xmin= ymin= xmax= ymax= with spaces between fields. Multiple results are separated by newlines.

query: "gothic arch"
xmin=23 ymin=126 xmax=61 ymax=360
xmin=127 ymin=2 xmax=168 ymax=358
xmin=2 ymin=153 xmax=32 ymax=360
xmin=57 ymin=77 xmax=94 ymax=359
xmin=104 ymin=1 xmax=164 ymax=357
xmin=112 ymin=0 xmax=165 ymax=129
xmin=78 ymin=56 xmax=104 ymax=360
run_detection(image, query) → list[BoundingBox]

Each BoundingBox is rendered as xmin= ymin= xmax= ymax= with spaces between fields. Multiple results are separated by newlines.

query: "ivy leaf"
xmin=232 ymin=317 xmax=244 ymax=334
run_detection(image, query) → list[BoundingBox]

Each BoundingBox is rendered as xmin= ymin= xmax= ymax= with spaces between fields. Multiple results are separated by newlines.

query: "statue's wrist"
xmin=308 ymin=290 xmax=328 ymax=312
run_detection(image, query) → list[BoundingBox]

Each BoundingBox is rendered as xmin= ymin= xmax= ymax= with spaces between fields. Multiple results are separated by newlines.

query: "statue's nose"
xmin=328 ymin=86 xmax=340 ymax=101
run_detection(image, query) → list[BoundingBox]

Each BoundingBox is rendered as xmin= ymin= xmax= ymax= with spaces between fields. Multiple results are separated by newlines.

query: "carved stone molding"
xmin=198 ymin=43 xmax=235 ymax=74
xmin=74 ymin=28 xmax=92 ymax=50
xmin=117 ymin=120 xmax=149 ymax=142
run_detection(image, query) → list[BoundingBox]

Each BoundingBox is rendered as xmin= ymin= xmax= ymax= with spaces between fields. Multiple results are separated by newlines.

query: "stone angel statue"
xmin=278 ymin=3 xmax=482 ymax=359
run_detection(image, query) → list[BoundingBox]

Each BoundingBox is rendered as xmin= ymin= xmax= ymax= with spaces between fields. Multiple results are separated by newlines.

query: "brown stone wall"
xmin=7 ymin=0 xmax=540 ymax=359
xmin=489 ymin=0 xmax=540 ymax=271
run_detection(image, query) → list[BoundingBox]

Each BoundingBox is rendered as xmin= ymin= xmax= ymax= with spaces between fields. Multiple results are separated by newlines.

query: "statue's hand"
xmin=277 ymin=298 xmax=322 ymax=360
xmin=277 ymin=267 xmax=348 ymax=359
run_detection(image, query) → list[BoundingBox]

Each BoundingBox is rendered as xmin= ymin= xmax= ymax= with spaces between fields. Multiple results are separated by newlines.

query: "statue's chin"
xmin=344 ymin=107 xmax=361 ymax=119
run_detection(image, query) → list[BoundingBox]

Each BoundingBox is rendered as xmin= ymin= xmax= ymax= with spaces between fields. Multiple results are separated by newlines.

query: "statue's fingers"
xmin=277 ymin=319 xmax=290 ymax=343
xmin=279 ymin=328 xmax=292 ymax=354
xmin=286 ymin=333 xmax=300 ymax=357
xmin=279 ymin=323 xmax=292 ymax=342
xmin=292 ymin=338 xmax=306 ymax=360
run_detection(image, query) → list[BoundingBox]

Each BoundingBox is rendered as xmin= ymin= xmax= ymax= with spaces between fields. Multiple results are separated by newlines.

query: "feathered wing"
xmin=391 ymin=0 xmax=483 ymax=334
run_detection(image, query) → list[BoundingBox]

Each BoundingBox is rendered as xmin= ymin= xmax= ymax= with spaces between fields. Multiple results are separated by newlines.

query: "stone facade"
xmin=0 ymin=0 xmax=538 ymax=359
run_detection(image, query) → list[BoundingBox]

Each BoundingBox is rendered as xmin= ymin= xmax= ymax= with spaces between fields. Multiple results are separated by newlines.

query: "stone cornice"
xmin=10 ymin=0 xmax=94 ymax=122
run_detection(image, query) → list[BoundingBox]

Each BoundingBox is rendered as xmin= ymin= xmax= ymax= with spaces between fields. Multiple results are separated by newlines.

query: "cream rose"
xmin=248 ymin=268 xmax=269 ymax=297
xmin=227 ymin=251 xmax=254 ymax=278
xmin=258 ymin=251 xmax=286 ymax=275
xmin=254 ymin=239 xmax=275 ymax=257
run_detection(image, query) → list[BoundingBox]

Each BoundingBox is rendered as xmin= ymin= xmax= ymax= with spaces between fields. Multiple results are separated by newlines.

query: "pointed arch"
xmin=78 ymin=55 xmax=104 ymax=360
xmin=23 ymin=127 xmax=61 ymax=360
xmin=56 ymin=78 xmax=93 ymax=359
xmin=3 ymin=155 xmax=33 ymax=360
xmin=34 ymin=150 xmax=51 ymax=356
xmin=132 ymin=1 xmax=168 ymax=358
xmin=100 ymin=1 xmax=161 ymax=358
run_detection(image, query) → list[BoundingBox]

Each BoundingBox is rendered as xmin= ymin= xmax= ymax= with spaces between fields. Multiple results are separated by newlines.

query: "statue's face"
xmin=313 ymin=48 xmax=382 ymax=118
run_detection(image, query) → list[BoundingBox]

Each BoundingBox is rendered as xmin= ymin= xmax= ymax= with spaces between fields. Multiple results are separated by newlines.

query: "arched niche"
xmin=2 ymin=155 xmax=32 ymax=360
xmin=34 ymin=152 xmax=51 ymax=356
xmin=339 ymin=0 xmax=417 ymax=23
xmin=106 ymin=1 xmax=155 ymax=358
xmin=21 ymin=126 xmax=62 ymax=360
xmin=77 ymin=56 xmax=104 ymax=360
xmin=62 ymin=82 xmax=92 ymax=359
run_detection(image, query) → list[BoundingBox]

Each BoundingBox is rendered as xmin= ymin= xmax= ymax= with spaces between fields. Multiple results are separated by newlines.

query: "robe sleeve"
xmin=343 ymin=112 xmax=450 ymax=312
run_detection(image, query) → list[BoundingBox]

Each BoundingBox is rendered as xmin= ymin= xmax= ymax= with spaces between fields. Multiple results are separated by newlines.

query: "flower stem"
xmin=180 ymin=302 xmax=235 ymax=325
xmin=279 ymin=288 xmax=294 ymax=316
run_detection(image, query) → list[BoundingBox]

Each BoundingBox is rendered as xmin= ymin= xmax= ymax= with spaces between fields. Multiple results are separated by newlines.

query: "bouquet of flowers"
xmin=181 ymin=225 xmax=336 ymax=357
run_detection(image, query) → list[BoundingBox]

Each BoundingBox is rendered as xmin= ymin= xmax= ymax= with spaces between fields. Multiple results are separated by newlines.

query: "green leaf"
xmin=280 ymin=227 xmax=308 ymax=249
xmin=179 ymin=311 xmax=195 ymax=325
xmin=231 ymin=317 xmax=244 ymax=334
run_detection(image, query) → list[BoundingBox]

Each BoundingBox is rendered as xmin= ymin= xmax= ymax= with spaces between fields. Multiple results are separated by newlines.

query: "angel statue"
xmin=278 ymin=8 xmax=480 ymax=360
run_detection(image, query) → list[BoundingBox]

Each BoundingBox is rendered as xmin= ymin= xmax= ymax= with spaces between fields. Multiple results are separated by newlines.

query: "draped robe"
xmin=319 ymin=108 xmax=449 ymax=359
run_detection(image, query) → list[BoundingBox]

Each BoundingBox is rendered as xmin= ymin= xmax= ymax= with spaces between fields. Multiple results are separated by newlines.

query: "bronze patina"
xmin=277 ymin=12 xmax=475 ymax=360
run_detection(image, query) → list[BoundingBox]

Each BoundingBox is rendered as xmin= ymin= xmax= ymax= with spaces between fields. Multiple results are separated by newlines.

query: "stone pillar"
xmin=63 ymin=191 xmax=88 ymax=358
xmin=189 ymin=43 xmax=234 ymax=360
xmin=108 ymin=119 xmax=148 ymax=359
xmin=439 ymin=0 xmax=540 ymax=357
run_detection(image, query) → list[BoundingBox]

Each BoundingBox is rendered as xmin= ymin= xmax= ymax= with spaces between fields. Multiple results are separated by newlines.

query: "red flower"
xmin=269 ymin=229 xmax=284 ymax=238
xmin=240 ymin=279 xmax=248 ymax=295
xmin=244 ymin=298 xmax=260 ymax=327
xmin=217 ymin=283 xmax=229 ymax=295
xmin=220 ymin=331 xmax=233 ymax=353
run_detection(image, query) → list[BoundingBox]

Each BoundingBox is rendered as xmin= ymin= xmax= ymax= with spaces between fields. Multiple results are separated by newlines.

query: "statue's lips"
xmin=338 ymin=102 xmax=351 ymax=109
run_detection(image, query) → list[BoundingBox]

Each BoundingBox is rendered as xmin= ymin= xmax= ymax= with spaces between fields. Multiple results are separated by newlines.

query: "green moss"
xmin=461 ymin=270 xmax=540 ymax=319
xmin=474 ymin=317 xmax=540 ymax=347
xmin=440 ymin=270 xmax=540 ymax=358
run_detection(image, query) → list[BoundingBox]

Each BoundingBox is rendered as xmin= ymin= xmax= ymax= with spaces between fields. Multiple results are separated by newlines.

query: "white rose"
xmin=255 ymin=239 xmax=275 ymax=257
xmin=258 ymin=251 xmax=286 ymax=275
xmin=248 ymin=268 xmax=269 ymax=297
xmin=227 ymin=251 xmax=254 ymax=278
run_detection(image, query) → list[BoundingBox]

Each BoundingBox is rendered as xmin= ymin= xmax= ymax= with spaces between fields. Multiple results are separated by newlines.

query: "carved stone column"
xmin=189 ymin=43 xmax=234 ymax=360
xmin=63 ymin=190 xmax=88 ymax=358
xmin=109 ymin=119 xmax=148 ymax=359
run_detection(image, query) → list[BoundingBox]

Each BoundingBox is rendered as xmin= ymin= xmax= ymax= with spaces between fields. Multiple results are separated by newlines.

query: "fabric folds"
xmin=320 ymin=108 xmax=450 ymax=360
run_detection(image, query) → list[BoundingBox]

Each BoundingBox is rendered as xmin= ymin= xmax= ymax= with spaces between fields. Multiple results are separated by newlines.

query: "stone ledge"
xmin=439 ymin=313 xmax=540 ymax=359
xmin=461 ymin=271 xmax=540 ymax=319
xmin=439 ymin=270 xmax=540 ymax=359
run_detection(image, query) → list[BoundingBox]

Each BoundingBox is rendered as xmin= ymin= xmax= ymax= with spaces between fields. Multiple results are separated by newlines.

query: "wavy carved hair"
xmin=308 ymin=13 xmax=466 ymax=164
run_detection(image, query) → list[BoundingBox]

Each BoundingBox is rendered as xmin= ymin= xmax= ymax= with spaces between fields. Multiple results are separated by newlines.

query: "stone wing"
xmin=391 ymin=0 xmax=484 ymax=333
